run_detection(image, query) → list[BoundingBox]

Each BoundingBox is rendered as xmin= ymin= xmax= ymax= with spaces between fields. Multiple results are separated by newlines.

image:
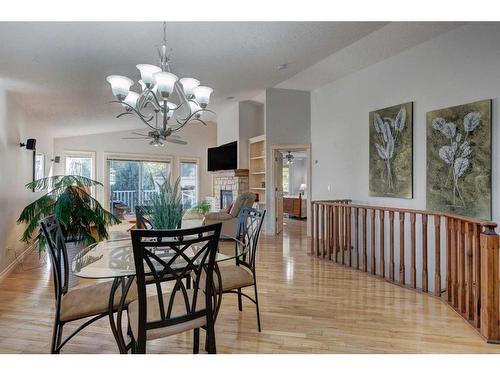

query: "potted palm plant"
xmin=17 ymin=175 xmax=120 ymax=286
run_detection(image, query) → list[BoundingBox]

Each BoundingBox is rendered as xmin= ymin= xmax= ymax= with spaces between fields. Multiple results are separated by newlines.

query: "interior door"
xmin=274 ymin=150 xmax=284 ymax=234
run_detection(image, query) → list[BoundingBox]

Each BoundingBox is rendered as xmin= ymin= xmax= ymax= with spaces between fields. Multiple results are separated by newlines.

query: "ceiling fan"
xmin=122 ymin=129 xmax=187 ymax=147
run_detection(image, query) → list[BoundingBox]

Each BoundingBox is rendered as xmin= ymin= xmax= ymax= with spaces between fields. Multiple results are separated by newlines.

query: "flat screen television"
xmin=208 ymin=141 xmax=237 ymax=171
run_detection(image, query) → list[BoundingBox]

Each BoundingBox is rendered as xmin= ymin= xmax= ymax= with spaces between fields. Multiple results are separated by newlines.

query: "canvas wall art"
xmin=369 ymin=102 xmax=413 ymax=198
xmin=426 ymin=99 xmax=492 ymax=219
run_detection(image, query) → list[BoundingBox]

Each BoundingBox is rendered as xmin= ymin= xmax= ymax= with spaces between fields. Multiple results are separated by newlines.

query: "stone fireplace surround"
xmin=209 ymin=169 xmax=249 ymax=212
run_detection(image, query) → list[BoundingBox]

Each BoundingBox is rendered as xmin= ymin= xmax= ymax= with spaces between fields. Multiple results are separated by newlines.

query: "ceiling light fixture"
xmin=106 ymin=22 xmax=214 ymax=147
xmin=284 ymin=151 xmax=294 ymax=164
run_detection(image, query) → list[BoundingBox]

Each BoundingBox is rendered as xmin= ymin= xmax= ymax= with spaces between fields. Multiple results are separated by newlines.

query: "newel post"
xmin=480 ymin=224 xmax=500 ymax=342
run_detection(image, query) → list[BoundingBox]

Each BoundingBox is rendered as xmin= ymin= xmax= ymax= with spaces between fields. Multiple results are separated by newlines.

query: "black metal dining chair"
xmin=128 ymin=223 xmax=222 ymax=354
xmin=218 ymin=207 xmax=266 ymax=331
xmin=40 ymin=216 xmax=137 ymax=354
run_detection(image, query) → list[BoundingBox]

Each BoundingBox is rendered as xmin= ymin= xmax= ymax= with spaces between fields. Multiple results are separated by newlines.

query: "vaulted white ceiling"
xmin=0 ymin=22 xmax=464 ymax=137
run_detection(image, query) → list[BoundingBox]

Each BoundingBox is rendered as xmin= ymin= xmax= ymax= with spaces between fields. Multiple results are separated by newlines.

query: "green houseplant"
xmin=191 ymin=200 xmax=211 ymax=216
xmin=146 ymin=176 xmax=185 ymax=229
xmin=17 ymin=175 xmax=120 ymax=249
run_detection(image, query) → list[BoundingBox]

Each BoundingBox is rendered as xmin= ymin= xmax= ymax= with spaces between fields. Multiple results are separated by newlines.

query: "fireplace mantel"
xmin=211 ymin=169 xmax=249 ymax=177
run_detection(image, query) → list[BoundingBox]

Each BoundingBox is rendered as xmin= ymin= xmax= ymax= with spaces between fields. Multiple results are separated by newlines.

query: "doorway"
xmin=271 ymin=144 xmax=311 ymax=236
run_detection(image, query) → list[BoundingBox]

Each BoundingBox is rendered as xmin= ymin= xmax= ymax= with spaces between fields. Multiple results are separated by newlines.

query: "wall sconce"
xmin=51 ymin=156 xmax=61 ymax=163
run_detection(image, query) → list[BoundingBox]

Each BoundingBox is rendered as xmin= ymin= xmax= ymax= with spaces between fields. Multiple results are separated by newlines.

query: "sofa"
xmin=203 ymin=192 xmax=256 ymax=237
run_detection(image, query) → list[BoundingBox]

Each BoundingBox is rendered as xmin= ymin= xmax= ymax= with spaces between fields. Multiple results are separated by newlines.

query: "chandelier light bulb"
xmin=179 ymin=78 xmax=200 ymax=98
xmin=106 ymin=75 xmax=134 ymax=101
xmin=193 ymin=86 xmax=213 ymax=108
xmin=189 ymin=101 xmax=202 ymax=118
xmin=153 ymin=72 xmax=178 ymax=99
xmin=136 ymin=64 xmax=161 ymax=88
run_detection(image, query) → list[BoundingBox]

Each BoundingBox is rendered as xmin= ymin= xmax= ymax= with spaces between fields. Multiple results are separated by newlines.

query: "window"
xmin=35 ymin=153 xmax=45 ymax=180
xmin=65 ymin=155 xmax=93 ymax=179
xmin=180 ymin=161 xmax=198 ymax=209
xmin=108 ymin=159 xmax=171 ymax=213
xmin=282 ymin=165 xmax=290 ymax=194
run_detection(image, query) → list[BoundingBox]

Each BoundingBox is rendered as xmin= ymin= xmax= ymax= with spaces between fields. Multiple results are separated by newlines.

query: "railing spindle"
xmin=410 ymin=213 xmax=416 ymax=289
xmin=314 ymin=202 xmax=319 ymax=256
xmin=434 ymin=215 xmax=441 ymax=297
xmin=310 ymin=202 xmax=315 ymax=255
xmin=340 ymin=205 xmax=345 ymax=264
xmin=354 ymin=207 xmax=359 ymax=269
xmin=446 ymin=217 xmax=452 ymax=303
xmin=466 ymin=222 xmax=474 ymax=320
xmin=399 ymin=212 xmax=405 ymax=285
xmin=347 ymin=206 xmax=352 ymax=267
xmin=334 ymin=205 xmax=339 ymax=263
xmin=362 ymin=208 xmax=367 ymax=272
xmin=422 ymin=214 xmax=428 ymax=293
xmin=379 ymin=210 xmax=385 ymax=279
xmin=459 ymin=221 xmax=466 ymax=313
xmin=474 ymin=224 xmax=481 ymax=327
xmin=389 ymin=211 xmax=395 ymax=281
xmin=370 ymin=209 xmax=376 ymax=275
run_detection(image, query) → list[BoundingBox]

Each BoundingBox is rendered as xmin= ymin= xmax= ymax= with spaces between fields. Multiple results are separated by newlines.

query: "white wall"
xmin=54 ymin=122 xmax=217 ymax=208
xmin=265 ymin=88 xmax=311 ymax=233
xmin=216 ymin=103 xmax=239 ymax=147
xmin=311 ymin=23 xmax=500 ymax=291
xmin=0 ymin=91 xmax=54 ymax=274
xmin=239 ymin=101 xmax=264 ymax=169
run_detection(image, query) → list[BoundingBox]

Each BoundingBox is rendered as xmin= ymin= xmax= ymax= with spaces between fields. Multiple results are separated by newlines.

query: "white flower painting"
xmin=369 ymin=102 xmax=413 ymax=198
xmin=426 ymin=99 xmax=492 ymax=220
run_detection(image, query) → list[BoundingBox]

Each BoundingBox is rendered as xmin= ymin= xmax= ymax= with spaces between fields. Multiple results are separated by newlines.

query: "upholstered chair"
xmin=40 ymin=216 xmax=137 ymax=353
xmin=203 ymin=192 xmax=256 ymax=237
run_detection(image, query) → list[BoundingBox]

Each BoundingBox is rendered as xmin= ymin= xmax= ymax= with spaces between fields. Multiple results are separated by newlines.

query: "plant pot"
xmin=64 ymin=240 xmax=85 ymax=288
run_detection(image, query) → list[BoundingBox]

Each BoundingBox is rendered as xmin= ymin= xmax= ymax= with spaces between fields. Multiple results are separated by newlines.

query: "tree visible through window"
xmin=180 ymin=161 xmax=198 ymax=209
xmin=66 ymin=156 xmax=92 ymax=179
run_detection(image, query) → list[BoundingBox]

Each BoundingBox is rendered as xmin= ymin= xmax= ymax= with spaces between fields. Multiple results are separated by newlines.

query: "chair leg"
xmin=136 ymin=339 xmax=146 ymax=354
xmin=193 ymin=328 xmax=200 ymax=354
xmin=50 ymin=321 xmax=60 ymax=354
xmin=237 ymin=288 xmax=242 ymax=311
xmin=206 ymin=323 xmax=216 ymax=354
xmin=253 ymin=283 xmax=262 ymax=332
xmin=54 ymin=323 xmax=63 ymax=354
xmin=186 ymin=275 xmax=191 ymax=289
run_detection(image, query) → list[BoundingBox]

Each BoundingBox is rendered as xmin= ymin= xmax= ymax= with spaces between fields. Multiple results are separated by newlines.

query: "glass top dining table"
xmin=71 ymin=231 xmax=247 ymax=280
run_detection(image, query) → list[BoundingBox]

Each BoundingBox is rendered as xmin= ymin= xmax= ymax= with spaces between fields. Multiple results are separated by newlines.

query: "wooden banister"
xmin=310 ymin=199 xmax=500 ymax=343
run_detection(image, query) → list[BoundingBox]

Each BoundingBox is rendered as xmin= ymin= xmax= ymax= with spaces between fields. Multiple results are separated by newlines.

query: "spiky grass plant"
xmin=147 ymin=176 xmax=184 ymax=229
xmin=17 ymin=175 xmax=120 ymax=249
xmin=191 ymin=200 xmax=211 ymax=215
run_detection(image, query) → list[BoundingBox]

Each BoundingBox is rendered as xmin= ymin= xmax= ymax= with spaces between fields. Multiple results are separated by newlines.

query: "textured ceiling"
xmin=0 ymin=21 xmax=386 ymax=136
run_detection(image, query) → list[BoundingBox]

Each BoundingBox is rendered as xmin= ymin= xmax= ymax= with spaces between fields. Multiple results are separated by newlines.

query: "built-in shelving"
xmin=249 ymin=135 xmax=266 ymax=207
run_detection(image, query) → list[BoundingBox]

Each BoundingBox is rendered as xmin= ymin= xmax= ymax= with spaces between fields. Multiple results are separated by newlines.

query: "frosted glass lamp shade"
xmin=299 ymin=183 xmax=307 ymax=192
xmin=153 ymin=72 xmax=178 ymax=99
xmin=136 ymin=64 xmax=161 ymax=88
xmin=122 ymin=91 xmax=139 ymax=110
xmin=106 ymin=75 xmax=133 ymax=100
xmin=158 ymin=101 xmax=177 ymax=118
xmin=189 ymin=101 xmax=202 ymax=117
xmin=179 ymin=78 xmax=200 ymax=98
xmin=193 ymin=86 xmax=213 ymax=108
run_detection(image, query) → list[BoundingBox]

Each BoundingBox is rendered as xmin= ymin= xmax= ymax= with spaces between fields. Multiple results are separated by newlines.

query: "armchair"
xmin=203 ymin=192 xmax=256 ymax=237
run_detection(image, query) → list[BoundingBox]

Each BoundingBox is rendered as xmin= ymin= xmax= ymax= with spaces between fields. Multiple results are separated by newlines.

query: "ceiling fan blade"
xmin=121 ymin=137 xmax=150 ymax=140
xmin=166 ymin=138 xmax=188 ymax=145
xmin=132 ymin=132 xmax=150 ymax=137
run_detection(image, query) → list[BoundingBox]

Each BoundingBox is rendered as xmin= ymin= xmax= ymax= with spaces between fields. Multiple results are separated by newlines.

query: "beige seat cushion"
xmin=192 ymin=265 xmax=254 ymax=292
xmin=128 ymin=289 xmax=206 ymax=341
xmin=60 ymin=280 xmax=137 ymax=322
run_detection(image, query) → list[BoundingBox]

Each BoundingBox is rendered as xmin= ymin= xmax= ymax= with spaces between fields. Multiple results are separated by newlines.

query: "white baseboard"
xmin=0 ymin=245 xmax=33 ymax=280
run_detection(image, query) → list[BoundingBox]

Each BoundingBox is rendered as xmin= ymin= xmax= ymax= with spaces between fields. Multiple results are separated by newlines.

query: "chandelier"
xmin=106 ymin=22 xmax=214 ymax=147
xmin=285 ymin=151 xmax=294 ymax=164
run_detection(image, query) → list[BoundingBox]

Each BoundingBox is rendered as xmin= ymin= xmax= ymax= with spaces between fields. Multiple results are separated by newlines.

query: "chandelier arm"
xmin=171 ymin=108 xmax=210 ymax=133
xmin=110 ymin=101 xmax=157 ymax=130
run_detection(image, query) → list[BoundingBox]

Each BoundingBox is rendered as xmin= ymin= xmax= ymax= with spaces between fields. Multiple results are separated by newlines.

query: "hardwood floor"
xmin=1 ymin=218 xmax=499 ymax=353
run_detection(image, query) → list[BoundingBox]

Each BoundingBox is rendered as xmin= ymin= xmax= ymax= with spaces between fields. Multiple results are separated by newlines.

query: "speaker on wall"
xmin=20 ymin=138 xmax=36 ymax=150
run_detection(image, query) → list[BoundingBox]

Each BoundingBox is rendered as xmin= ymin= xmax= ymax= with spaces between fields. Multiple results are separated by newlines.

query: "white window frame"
xmin=103 ymin=152 xmax=174 ymax=212
xmin=35 ymin=152 xmax=45 ymax=181
xmin=179 ymin=157 xmax=200 ymax=209
xmin=63 ymin=150 xmax=96 ymax=180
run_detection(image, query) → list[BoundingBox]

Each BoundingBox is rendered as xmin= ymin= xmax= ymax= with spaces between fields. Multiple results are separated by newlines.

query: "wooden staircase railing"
xmin=311 ymin=199 xmax=499 ymax=343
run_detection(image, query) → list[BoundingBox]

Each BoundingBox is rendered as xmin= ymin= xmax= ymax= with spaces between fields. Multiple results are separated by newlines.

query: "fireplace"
xmin=220 ymin=190 xmax=234 ymax=210
xmin=210 ymin=169 xmax=249 ymax=211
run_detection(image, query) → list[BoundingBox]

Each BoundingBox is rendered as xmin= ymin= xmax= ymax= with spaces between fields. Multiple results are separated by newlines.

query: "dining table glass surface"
xmin=72 ymin=232 xmax=247 ymax=280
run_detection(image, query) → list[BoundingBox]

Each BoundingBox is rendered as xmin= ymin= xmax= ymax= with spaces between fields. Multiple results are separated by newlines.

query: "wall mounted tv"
xmin=208 ymin=141 xmax=237 ymax=171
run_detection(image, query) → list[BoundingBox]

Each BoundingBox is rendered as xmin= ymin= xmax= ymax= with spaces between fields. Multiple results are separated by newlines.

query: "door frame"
xmin=270 ymin=144 xmax=312 ymax=236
